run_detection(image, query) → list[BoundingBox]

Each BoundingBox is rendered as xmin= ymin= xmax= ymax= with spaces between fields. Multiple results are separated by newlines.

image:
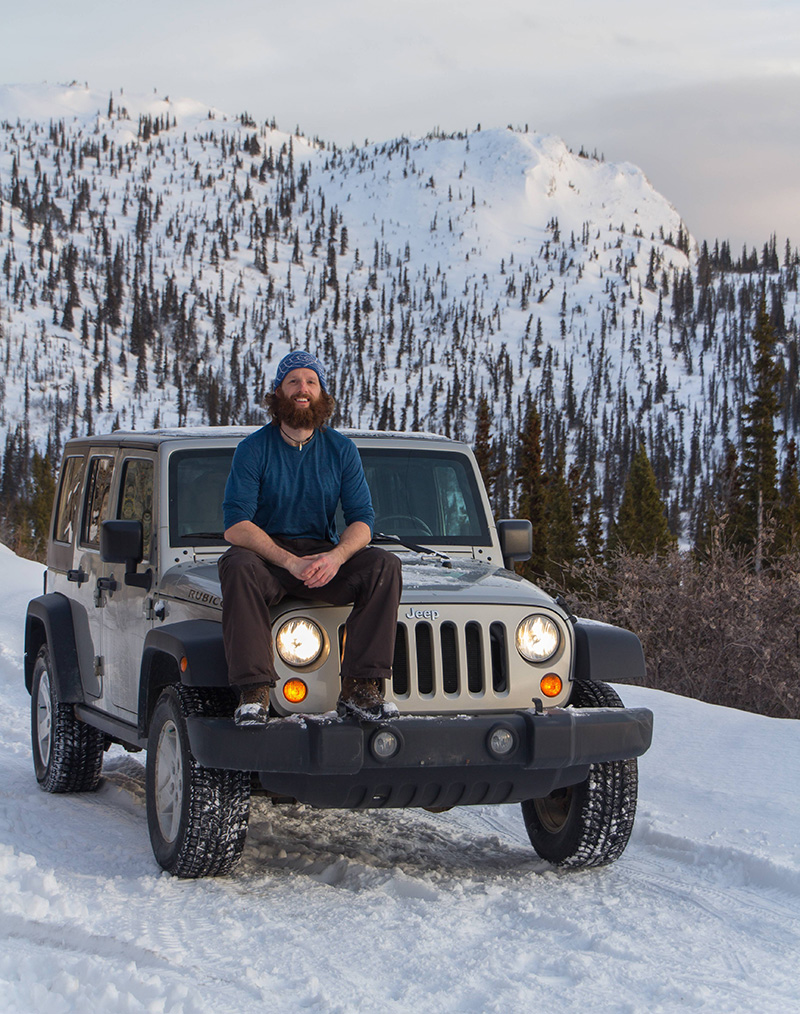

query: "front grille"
xmin=392 ymin=618 xmax=509 ymax=700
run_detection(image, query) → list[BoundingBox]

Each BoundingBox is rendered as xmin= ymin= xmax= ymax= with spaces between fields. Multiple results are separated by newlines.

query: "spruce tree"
xmin=516 ymin=404 xmax=548 ymax=577
xmin=778 ymin=438 xmax=800 ymax=553
xmin=610 ymin=443 xmax=675 ymax=556
xmin=739 ymin=298 xmax=783 ymax=570
xmin=544 ymin=449 xmax=580 ymax=584
xmin=473 ymin=394 xmax=499 ymax=505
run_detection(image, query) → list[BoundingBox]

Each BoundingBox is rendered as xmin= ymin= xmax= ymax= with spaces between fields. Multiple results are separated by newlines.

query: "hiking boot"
xmin=337 ymin=676 xmax=398 ymax=721
xmin=234 ymin=682 xmax=273 ymax=726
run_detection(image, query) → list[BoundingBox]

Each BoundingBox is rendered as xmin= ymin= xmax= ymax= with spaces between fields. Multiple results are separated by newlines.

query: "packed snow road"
xmin=1 ymin=544 xmax=798 ymax=1013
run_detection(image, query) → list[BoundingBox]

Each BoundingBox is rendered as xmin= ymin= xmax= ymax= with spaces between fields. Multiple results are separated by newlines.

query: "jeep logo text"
xmin=405 ymin=607 xmax=440 ymax=621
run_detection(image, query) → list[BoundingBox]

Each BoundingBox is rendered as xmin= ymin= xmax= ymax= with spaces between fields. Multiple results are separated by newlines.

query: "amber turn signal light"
xmin=283 ymin=678 xmax=308 ymax=704
xmin=540 ymin=674 xmax=562 ymax=698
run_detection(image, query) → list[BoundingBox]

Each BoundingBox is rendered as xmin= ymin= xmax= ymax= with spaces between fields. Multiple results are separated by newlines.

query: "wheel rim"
xmin=36 ymin=670 xmax=53 ymax=767
xmin=155 ymin=719 xmax=183 ymax=842
xmin=533 ymin=786 xmax=573 ymax=834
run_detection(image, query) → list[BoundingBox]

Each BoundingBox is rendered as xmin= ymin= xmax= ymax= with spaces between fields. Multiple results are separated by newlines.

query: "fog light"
xmin=283 ymin=678 xmax=308 ymax=704
xmin=488 ymin=726 xmax=516 ymax=757
xmin=540 ymin=674 xmax=563 ymax=698
xmin=371 ymin=729 xmax=400 ymax=760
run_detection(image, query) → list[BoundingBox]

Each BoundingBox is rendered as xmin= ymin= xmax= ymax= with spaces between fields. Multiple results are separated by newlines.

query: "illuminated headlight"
xmin=516 ymin=614 xmax=560 ymax=663
xmin=276 ymin=618 xmax=324 ymax=667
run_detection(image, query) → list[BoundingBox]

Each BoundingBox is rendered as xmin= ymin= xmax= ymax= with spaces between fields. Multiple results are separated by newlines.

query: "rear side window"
xmin=53 ymin=456 xmax=85 ymax=545
xmin=81 ymin=456 xmax=115 ymax=549
xmin=118 ymin=458 xmax=154 ymax=560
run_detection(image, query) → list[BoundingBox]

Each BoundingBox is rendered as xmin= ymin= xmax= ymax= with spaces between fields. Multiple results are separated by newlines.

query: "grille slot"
xmin=465 ymin=621 xmax=483 ymax=693
xmin=415 ymin=623 xmax=434 ymax=695
xmin=441 ymin=621 xmax=459 ymax=694
xmin=392 ymin=625 xmax=409 ymax=696
xmin=490 ymin=622 xmax=508 ymax=692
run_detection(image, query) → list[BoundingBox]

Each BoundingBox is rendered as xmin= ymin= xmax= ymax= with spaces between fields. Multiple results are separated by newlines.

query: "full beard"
xmin=271 ymin=388 xmax=334 ymax=430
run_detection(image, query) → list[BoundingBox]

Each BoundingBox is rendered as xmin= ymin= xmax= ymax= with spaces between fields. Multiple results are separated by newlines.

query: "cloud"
xmin=542 ymin=76 xmax=800 ymax=247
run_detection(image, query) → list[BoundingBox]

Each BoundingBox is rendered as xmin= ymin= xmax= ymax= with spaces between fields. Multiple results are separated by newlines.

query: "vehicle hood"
xmin=159 ymin=556 xmax=561 ymax=613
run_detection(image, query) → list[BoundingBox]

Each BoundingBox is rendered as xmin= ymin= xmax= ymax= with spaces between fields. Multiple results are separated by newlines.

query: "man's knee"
xmin=370 ymin=547 xmax=402 ymax=595
xmin=219 ymin=546 xmax=284 ymax=601
xmin=219 ymin=546 xmax=260 ymax=583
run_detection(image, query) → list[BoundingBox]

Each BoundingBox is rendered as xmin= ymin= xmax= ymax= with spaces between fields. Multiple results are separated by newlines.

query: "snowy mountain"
xmin=1 ymin=83 xmax=799 ymax=538
xmin=1 ymin=541 xmax=798 ymax=1012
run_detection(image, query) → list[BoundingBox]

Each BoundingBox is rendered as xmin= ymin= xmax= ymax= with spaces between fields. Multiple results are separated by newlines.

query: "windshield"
xmin=356 ymin=448 xmax=490 ymax=546
xmin=168 ymin=444 xmax=490 ymax=547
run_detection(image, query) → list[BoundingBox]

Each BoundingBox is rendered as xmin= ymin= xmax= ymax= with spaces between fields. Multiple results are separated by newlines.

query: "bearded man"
xmin=218 ymin=350 xmax=402 ymax=725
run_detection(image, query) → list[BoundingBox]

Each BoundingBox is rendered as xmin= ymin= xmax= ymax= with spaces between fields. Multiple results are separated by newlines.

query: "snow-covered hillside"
xmin=2 ymin=84 xmax=799 ymax=538
xmin=1 ymin=542 xmax=798 ymax=1013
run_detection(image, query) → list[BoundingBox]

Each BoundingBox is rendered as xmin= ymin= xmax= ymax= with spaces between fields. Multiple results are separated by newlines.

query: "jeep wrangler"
xmin=25 ymin=427 xmax=653 ymax=877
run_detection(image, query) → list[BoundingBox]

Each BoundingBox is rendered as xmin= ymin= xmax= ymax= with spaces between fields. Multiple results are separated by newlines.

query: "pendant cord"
xmin=280 ymin=426 xmax=315 ymax=450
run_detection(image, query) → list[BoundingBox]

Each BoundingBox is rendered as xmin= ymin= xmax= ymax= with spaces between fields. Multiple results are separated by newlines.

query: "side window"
xmin=53 ymin=456 xmax=85 ymax=545
xmin=118 ymin=459 xmax=154 ymax=560
xmin=81 ymin=456 xmax=115 ymax=549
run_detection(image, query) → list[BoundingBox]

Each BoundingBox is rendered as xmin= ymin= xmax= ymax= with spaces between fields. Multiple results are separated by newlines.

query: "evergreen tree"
xmin=739 ymin=298 xmax=783 ymax=570
xmin=30 ymin=451 xmax=56 ymax=559
xmin=473 ymin=394 xmax=499 ymax=504
xmin=694 ymin=441 xmax=747 ymax=555
xmin=777 ymin=438 xmax=800 ymax=553
xmin=516 ymin=404 xmax=547 ymax=577
xmin=544 ymin=448 xmax=579 ymax=583
xmin=610 ymin=443 xmax=675 ymax=556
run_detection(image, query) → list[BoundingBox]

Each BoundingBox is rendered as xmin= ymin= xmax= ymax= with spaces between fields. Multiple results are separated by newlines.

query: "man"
xmin=219 ymin=350 xmax=402 ymax=726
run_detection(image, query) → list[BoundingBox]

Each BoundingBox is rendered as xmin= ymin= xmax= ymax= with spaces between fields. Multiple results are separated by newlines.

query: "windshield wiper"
xmin=373 ymin=531 xmax=452 ymax=567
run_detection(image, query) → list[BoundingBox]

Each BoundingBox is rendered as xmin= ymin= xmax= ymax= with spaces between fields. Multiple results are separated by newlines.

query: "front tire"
xmin=521 ymin=680 xmax=639 ymax=869
xmin=145 ymin=686 xmax=251 ymax=878
xmin=31 ymin=644 xmax=104 ymax=793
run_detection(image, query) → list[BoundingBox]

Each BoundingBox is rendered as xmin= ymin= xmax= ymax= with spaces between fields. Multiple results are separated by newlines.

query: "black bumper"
xmin=186 ymin=706 xmax=653 ymax=810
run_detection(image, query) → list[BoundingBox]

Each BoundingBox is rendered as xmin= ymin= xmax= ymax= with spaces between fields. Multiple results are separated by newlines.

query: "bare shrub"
xmin=555 ymin=542 xmax=800 ymax=719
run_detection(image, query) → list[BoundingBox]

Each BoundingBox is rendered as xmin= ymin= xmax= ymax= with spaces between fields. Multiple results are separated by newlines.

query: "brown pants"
xmin=218 ymin=539 xmax=402 ymax=688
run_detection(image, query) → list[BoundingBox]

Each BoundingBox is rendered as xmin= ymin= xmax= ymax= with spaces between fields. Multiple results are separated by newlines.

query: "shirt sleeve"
xmin=222 ymin=437 xmax=263 ymax=530
xmin=339 ymin=439 xmax=375 ymax=535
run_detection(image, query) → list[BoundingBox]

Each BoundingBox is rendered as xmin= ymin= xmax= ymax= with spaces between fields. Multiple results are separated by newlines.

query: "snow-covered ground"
xmin=1 ymin=542 xmax=798 ymax=1013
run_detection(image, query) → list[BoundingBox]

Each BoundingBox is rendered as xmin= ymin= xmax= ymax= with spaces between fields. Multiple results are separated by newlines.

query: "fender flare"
xmin=572 ymin=618 xmax=646 ymax=684
xmin=24 ymin=593 xmax=85 ymax=702
xmin=139 ymin=619 xmax=229 ymax=736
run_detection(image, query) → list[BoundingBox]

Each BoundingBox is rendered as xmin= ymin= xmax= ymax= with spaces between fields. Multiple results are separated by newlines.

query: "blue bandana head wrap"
xmin=274 ymin=350 xmax=328 ymax=392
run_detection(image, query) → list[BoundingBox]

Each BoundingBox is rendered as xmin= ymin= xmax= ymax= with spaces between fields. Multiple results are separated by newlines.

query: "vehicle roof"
xmin=61 ymin=426 xmax=469 ymax=452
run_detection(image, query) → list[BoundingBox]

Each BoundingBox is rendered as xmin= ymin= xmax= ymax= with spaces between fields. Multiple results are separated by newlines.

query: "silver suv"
xmin=25 ymin=427 xmax=652 ymax=877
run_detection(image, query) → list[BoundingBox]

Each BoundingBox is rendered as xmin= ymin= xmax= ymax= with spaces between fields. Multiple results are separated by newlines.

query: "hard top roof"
xmin=62 ymin=426 xmax=466 ymax=452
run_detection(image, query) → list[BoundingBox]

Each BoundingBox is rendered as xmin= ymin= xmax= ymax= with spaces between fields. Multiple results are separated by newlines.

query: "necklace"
xmin=280 ymin=426 xmax=315 ymax=451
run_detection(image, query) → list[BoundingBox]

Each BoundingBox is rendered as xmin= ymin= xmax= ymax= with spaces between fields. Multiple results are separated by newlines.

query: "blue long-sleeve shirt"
xmin=222 ymin=424 xmax=374 ymax=544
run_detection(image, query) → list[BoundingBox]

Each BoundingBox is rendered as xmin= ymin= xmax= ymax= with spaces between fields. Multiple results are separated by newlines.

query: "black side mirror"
xmin=100 ymin=520 xmax=153 ymax=590
xmin=497 ymin=519 xmax=533 ymax=570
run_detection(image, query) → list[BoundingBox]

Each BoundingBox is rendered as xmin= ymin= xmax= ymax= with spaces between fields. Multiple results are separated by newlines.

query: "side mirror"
xmin=100 ymin=520 xmax=153 ymax=590
xmin=497 ymin=519 xmax=532 ymax=570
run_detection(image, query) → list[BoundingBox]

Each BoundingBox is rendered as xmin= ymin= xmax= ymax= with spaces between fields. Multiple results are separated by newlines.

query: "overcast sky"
xmin=4 ymin=0 xmax=800 ymax=248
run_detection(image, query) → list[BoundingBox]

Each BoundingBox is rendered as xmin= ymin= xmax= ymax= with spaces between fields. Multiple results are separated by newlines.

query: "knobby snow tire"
xmin=31 ymin=644 xmax=104 ymax=793
xmin=145 ymin=685 xmax=251 ymax=879
xmin=521 ymin=680 xmax=639 ymax=869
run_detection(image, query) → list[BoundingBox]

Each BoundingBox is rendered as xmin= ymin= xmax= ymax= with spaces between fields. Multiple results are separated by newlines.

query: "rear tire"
xmin=31 ymin=644 xmax=104 ymax=793
xmin=521 ymin=680 xmax=639 ymax=869
xmin=145 ymin=686 xmax=250 ymax=878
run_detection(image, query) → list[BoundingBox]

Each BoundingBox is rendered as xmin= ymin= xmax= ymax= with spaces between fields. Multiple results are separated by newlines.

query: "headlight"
xmin=516 ymin=614 xmax=560 ymax=663
xmin=275 ymin=618 xmax=324 ymax=667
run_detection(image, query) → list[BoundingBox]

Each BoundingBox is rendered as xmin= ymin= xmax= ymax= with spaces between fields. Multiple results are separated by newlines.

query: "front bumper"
xmin=186 ymin=705 xmax=653 ymax=809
